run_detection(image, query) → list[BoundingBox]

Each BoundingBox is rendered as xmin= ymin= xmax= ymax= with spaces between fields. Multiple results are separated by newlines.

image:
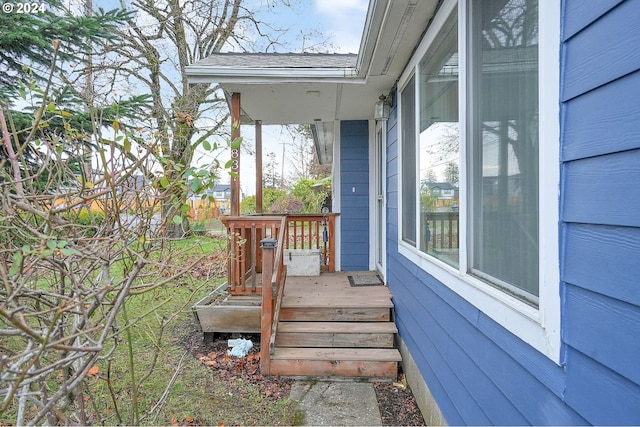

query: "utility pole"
xmin=280 ymin=140 xmax=286 ymax=189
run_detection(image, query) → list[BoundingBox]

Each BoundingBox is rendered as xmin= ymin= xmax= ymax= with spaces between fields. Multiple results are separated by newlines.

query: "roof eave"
xmin=186 ymin=66 xmax=362 ymax=84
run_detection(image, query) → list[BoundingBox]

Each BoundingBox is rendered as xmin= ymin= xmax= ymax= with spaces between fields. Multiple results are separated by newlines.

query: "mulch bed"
xmin=181 ymin=319 xmax=425 ymax=426
xmin=374 ymin=373 xmax=426 ymax=426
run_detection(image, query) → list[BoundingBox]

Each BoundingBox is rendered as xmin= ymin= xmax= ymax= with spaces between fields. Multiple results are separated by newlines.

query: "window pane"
xmin=401 ymin=76 xmax=416 ymax=246
xmin=471 ymin=0 xmax=539 ymax=300
xmin=418 ymin=10 xmax=459 ymax=267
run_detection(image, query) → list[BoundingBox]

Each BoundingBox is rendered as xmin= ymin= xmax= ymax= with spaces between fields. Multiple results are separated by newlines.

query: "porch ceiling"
xmin=185 ymin=0 xmax=438 ymax=125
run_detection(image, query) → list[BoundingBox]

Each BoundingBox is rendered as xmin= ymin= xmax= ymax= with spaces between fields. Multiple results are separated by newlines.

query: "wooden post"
xmin=260 ymin=237 xmax=276 ymax=375
xmin=255 ymin=120 xmax=263 ymax=214
xmin=328 ymin=214 xmax=336 ymax=272
xmin=231 ymin=92 xmax=241 ymax=216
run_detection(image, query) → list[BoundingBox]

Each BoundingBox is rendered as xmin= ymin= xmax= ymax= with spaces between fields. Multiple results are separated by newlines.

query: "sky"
xmin=299 ymin=0 xmax=368 ymax=53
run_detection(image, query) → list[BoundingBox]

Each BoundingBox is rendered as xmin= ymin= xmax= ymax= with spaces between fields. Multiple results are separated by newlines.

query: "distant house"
xmin=187 ymin=0 xmax=640 ymax=424
xmin=422 ymin=182 xmax=457 ymax=200
xmin=187 ymin=183 xmax=233 ymax=216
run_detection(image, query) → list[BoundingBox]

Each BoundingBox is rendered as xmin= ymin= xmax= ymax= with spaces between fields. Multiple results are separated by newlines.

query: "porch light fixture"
xmin=375 ymin=94 xmax=391 ymax=121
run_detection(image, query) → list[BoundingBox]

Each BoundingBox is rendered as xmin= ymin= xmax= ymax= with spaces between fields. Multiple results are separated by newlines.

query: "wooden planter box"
xmin=192 ymin=283 xmax=261 ymax=334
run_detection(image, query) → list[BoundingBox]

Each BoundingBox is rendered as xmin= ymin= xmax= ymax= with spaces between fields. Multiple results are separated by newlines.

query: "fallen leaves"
xmin=169 ymin=415 xmax=203 ymax=426
xmin=194 ymin=334 xmax=292 ymax=401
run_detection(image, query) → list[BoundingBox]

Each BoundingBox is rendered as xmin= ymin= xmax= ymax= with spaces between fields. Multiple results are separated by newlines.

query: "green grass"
xmin=81 ymin=236 xmax=298 ymax=425
xmin=189 ymin=218 xmax=226 ymax=236
xmin=168 ymin=234 xmax=226 ymax=252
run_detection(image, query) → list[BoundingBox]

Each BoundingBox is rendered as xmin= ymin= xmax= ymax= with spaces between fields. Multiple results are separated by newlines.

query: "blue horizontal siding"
xmin=562 ymin=0 xmax=640 ymax=101
xmin=563 ymin=223 xmax=640 ymax=306
xmin=390 ymin=267 xmax=473 ymax=425
xmin=562 ymin=70 xmax=640 ymax=161
xmin=393 ymin=310 xmax=465 ymax=425
xmin=562 ymin=149 xmax=640 ymax=227
xmin=390 ymin=250 xmax=585 ymax=425
xmin=340 ymin=120 xmax=369 ymax=271
xmin=564 ymin=349 xmax=640 ymax=425
xmin=337 ymin=193 xmax=368 ymax=208
xmin=477 ymin=313 xmax=566 ymax=399
xmin=564 ymin=284 xmax=640 ymax=386
xmin=561 ymin=1 xmax=640 ymax=425
xmin=562 ymin=0 xmax=623 ymax=40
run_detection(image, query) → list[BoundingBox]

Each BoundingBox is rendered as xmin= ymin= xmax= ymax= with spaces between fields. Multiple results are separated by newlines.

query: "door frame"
xmin=372 ymin=119 xmax=387 ymax=280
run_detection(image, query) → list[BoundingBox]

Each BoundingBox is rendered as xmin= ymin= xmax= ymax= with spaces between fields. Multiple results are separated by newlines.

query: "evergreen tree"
xmin=0 ymin=3 xmax=138 ymax=187
xmin=0 ymin=1 xmax=130 ymax=90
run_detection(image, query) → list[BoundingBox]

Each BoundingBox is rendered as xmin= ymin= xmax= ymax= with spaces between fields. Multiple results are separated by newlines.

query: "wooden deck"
xmin=210 ymin=210 xmax=398 ymax=379
xmin=270 ymin=271 xmax=401 ymax=380
xmin=194 ymin=270 xmax=401 ymax=380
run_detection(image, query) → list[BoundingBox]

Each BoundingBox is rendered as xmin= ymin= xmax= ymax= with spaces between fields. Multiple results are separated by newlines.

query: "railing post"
xmin=260 ymin=237 xmax=276 ymax=375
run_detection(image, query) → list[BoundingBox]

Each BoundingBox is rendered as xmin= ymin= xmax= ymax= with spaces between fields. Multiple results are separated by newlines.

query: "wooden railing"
xmin=220 ymin=213 xmax=335 ymax=373
xmin=259 ymin=220 xmax=287 ymax=375
xmin=221 ymin=214 xmax=337 ymax=292
xmin=220 ymin=216 xmax=284 ymax=294
xmin=285 ymin=213 xmax=337 ymax=272
xmin=421 ymin=211 xmax=459 ymax=250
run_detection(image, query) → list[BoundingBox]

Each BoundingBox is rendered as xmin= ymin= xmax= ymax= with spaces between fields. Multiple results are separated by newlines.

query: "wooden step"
xmin=269 ymin=347 xmax=402 ymax=379
xmin=282 ymin=294 xmax=394 ymax=308
xmin=279 ymin=306 xmax=391 ymax=322
xmin=275 ymin=321 xmax=397 ymax=348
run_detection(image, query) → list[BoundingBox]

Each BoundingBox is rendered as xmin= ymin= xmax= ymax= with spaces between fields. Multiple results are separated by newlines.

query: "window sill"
xmin=397 ymin=242 xmax=560 ymax=364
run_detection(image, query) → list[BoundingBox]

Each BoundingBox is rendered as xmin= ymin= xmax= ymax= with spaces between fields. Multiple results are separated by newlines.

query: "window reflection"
xmin=471 ymin=0 xmax=539 ymax=301
xmin=418 ymin=11 xmax=460 ymax=267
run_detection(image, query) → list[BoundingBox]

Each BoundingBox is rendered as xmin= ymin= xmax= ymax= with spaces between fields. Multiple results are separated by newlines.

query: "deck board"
xmin=271 ymin=347 xmax=402 ymax=361
xmin=283 ymin=271 xmax=392 ymax=308
xmin=277 ymin=322 xmax=397 ymax=333
xmin=281 ymin=296 xmax=394 ymax=308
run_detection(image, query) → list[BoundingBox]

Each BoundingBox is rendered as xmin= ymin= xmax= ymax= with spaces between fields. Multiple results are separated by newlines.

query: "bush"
xmin=65 ymin=208 xmax=106 ymax=237
xmin=189 ymin=220 xmax=208 ymax=236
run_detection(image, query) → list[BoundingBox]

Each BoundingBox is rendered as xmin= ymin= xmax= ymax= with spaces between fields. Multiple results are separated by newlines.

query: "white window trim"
xmin=372 ymin=119 xmax=388 ymax=280
xmin=396 ymin=0 xmax=561 ymax=363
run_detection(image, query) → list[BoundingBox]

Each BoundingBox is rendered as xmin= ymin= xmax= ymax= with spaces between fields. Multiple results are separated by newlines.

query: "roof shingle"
xmin=192 ymin=52 xmax=358 ymax=69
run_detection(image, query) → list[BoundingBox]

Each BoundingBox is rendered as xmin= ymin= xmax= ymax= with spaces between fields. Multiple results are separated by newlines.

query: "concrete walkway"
xmin=289 ymin=381 xmax=382 ymax=426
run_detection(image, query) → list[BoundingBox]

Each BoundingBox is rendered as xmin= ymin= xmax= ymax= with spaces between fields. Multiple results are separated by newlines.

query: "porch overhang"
xmin=185 ymin=0 xmax=439 ymax=157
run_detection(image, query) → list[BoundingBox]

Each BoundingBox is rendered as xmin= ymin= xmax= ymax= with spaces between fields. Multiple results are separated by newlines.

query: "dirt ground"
xmin=181 ymin=318 xmax=425 ymax=426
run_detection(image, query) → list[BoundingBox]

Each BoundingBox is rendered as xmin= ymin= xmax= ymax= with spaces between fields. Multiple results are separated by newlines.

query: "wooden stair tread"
xmin=281 ymin=296 xmax=394 ymax=308
xmin=279 ymin=307 xmax=391 ymax=322
xmin=285 ymin=288 xmax=392 ymax=297
xmin=271 ymin=347 xmax=402 ymax=362
xmin=277 ymin=321 xmax=397 ymax=334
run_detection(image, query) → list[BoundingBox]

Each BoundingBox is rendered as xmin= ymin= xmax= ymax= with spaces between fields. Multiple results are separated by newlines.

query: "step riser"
xmin=275 ymin=332 xmax=394 ymax=348
xmin=269 ymin=359 xmax=398 ymax=379
xmin=279 ymin=307 xmax=390 ymax=322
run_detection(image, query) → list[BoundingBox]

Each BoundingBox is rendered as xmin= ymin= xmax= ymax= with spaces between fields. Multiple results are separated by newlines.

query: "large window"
xmin=400 ymin=0 xmax=539 ymax=305
xmin=469 ymin=0 xmax=539 ymax=301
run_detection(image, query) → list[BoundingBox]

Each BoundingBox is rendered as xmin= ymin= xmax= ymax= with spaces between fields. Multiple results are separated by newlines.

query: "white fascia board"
xmin=357 ymin=0 xmax=390 ymax=77
xmin=186 ymin=67 xmax=364 ymax=84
